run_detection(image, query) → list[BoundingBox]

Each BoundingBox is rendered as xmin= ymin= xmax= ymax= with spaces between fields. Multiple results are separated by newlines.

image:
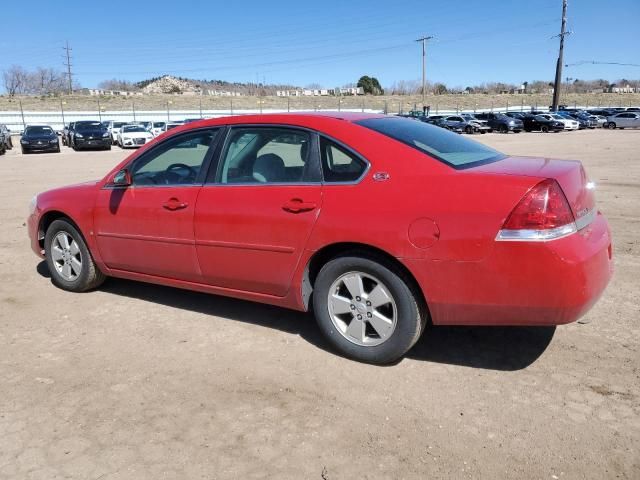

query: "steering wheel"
xmin=164 ymin=163 xmax=197 ymax=184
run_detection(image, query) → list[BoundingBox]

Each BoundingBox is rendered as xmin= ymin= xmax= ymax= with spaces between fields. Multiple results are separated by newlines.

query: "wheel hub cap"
xmin=51 ymin=232 xmax=82 ymax=281
xmin=327 ymin=271 xmax=397 ymax=347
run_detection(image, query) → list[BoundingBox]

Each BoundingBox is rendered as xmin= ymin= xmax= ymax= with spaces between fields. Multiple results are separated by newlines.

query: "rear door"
xmin=194 ymin=126 xmax=323 ymax=296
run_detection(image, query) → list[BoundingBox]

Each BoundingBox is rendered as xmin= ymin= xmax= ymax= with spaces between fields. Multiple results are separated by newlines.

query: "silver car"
xmin=606 ymin=112 xmax=640 ymax=129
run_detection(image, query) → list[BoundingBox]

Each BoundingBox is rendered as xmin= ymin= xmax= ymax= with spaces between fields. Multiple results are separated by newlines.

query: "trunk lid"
xmin=472 ymin=156 xmax=595 ymax=221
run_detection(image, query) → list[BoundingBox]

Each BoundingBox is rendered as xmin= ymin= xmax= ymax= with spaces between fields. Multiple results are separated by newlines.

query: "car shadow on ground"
xmin=37 ymin=262 xmax=555 ymax=371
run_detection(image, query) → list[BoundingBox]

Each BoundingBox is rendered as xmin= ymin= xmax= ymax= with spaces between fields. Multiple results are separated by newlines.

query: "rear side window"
xmin=320 ymin=138 xmax=367 ymax=183
xmin=355 ymin=117 xmax=505 ymax=169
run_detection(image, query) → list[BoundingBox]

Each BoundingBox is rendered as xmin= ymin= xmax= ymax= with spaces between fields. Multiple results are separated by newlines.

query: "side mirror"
xmin=112 ymin=169 xmax=132 ymax=187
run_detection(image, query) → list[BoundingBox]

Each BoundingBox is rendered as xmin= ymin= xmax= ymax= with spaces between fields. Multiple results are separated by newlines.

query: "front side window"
xmin=355 ymin=117 xmax=505 ymax=169
xmin=130 ymin=129 xmax=217 ymax=186
xmin=219 ymin=127 xmax=314 ymax=184
xmin=320 ymin=138 xmax=367 ymax=183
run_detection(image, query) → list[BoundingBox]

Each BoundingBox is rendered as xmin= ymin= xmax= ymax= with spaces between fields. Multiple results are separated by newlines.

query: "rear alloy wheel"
xmin=313 ymin=255 xmax=425 ymax=364
xmin=607 ymin=122 xmax=616 ymax=129
xmin=541 ymin=125 xmax=549 ymax=133
xmin=45 ymin=219 xmax=105 ymax=292
xmin=500 ymin=124 xmax=509 ymax=133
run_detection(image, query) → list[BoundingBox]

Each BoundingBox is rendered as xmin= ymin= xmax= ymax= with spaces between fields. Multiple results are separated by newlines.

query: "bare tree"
xmin=97 ymin=78 xmax=138 ymax=92
xmin=2 ymin=65 xmax=29 ymax=96
xmin=28 ymin=68 xmax=66 ymax=95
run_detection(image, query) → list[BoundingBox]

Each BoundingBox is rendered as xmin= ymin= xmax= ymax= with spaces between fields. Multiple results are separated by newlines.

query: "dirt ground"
xmin=0 ymin=128 xmax=638 ymax=479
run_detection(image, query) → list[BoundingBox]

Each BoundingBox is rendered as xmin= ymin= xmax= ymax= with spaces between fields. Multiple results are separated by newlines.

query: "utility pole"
xmin=63 ymin=41 xmax=73 ymax=95
xmin=415 ymin=36 xmax=433 ymax=109
xmin=551 ymin=0 xmax=569 ymax=111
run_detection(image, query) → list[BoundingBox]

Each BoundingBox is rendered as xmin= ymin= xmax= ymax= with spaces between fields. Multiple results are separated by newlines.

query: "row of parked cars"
xmin=61 ymin=119 xmax=189 ymax=151
xmin=402 ymin=107 xmax=640 ymax=134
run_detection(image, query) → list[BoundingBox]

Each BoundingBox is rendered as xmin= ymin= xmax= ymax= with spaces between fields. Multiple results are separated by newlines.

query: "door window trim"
xmin=105 ymin=127 xmax=222 ymax=190
xmin=318 ymin=134 xmax=371 ymax=185
xmin=206 ymin=124 xmax=323 ymax=186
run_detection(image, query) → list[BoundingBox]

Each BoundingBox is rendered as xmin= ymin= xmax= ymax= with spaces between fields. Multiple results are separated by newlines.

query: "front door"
xmin=94 ymin=129 xmax=219 ymax=281
xmin=194 ymin=126 xmax=322 ymax=296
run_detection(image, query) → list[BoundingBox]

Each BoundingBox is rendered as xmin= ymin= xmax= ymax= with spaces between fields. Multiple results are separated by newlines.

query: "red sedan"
xmin=27 ymin=113 xmax=613 ymax=364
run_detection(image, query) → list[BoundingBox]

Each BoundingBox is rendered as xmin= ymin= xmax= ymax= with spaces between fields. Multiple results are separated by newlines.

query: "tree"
xmin=433 ymin=82 xmax=448 ymax=95
xmin=2 ymin=65 xmax=29 ymax=96
xmin=357 ymin=75 xmax=384 ymax=95
xmin=98 ymin=78 xmax=138 ymax=92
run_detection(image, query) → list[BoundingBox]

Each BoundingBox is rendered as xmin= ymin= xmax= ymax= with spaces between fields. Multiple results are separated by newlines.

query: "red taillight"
xmin=503 ymin=179 xmax=575 ymax=230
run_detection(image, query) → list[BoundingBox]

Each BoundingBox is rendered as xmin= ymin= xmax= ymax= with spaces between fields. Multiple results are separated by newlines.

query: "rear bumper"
xmin=406 ymin=212 xmax=613 ymax=326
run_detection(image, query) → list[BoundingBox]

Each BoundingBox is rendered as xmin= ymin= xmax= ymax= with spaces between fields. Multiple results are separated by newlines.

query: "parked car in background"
xmin=150 ymin=121 xmax=166 ymax=136
xmin=556 ymin=112 xmax=589 ymax=129
xmin=0 ymin=124 xmax=13 ymax=150
xmin=437 ymin=115 xmax=491 ymax=134
xmin=20 ymin=125 xmax=60 ymax=154
xmin=162 ymin=122 xmax=184 ymax=133
xmin=460 ymin=113 xmax=493 ymax=133
xmin=103 ymin=121 xmax=127 ymax=145
xmin=26 ymin=113 xmax=612 ymax=364
xmin=521 ymin=114 xmax=564 ymax=133
xmin=606 ymin=112 xmax=640 ymax=129
xmin=70 ymin=121 xmax=111 ymax=151
xmin=474 ymin=112 xmax=523 ymax=133
xmin=539 ymin=113 xmax=579 ymax=131
xmin=117 ymin=124 xmax=155 ymax=148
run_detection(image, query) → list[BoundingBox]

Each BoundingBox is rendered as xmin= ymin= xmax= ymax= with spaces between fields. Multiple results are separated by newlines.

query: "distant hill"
xmin=135 ymin=75 xmax=298 ymax=95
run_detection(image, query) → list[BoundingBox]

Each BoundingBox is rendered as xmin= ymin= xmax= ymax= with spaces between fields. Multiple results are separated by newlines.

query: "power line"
xmin=63 ymin=41 xmax=73 ymax=94
xmin=565 ymin=60 xmax=640 ymax=68
xmin=551 ymin=0 xmax=569 ymax=111
xmin=415 ymin=36 xmax=433 ymax=107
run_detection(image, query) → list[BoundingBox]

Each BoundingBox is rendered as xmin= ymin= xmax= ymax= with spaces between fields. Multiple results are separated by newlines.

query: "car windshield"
xmin=550 ymin=114 xmax=564 ymax=120
xmin=113 ymin=122 xmax=126 ymax=128
xmin=356 ymin=117 xmax=505 ymax=168
xmin=76 ymin=122 xmax=103 ymax=131
xmin=534 ymin=115 xmax=548 ymax=121
xmin=25 ymin=126 xmax=53 ymax=135
xmin=153 ymin=122 xmax=166 ymax=128
xmin=123 ymin=126 xmax=146 ymax=132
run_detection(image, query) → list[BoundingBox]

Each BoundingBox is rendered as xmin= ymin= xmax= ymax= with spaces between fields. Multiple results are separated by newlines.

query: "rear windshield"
xmin=355 ymin=117 xmax=505 ymax=168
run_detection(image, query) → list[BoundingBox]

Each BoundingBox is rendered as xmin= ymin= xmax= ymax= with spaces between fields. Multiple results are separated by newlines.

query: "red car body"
xmin=28 ymin=113 xmax=612 ymax=328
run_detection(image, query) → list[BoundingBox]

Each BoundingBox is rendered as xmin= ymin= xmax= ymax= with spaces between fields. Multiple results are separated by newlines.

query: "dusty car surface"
xmin=27 ymin=113 xmax=613 ymax=363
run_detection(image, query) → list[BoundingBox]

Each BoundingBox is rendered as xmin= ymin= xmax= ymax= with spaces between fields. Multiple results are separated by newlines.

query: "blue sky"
xmin=2 ymin=0 xmax=639 ymax=89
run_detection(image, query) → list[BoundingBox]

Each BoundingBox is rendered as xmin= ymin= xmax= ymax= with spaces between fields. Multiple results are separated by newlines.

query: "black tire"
xmin=541 ymin=125 xmax=549 ymax=133
xmin=21 ymin=148 xmax=27 ymax=154
xmin=465 ymin=125 xmax=473 ymax=134
xmin=105 ymin=145 xmax=111 ymax=150
xmin=607 ymin=122 xmax=616 ymax=129
xmin=7 ymin=138 xmax=12 ymax=149
xmin=312 ymin=254 xmax=426 ymax=364
xmin=45 ymin=219 xmax=106 ymax=292
xmin=500 ymin=124 xmax=509 ymax=133
xmin=55 ymin=145 xmax=60 ymax=153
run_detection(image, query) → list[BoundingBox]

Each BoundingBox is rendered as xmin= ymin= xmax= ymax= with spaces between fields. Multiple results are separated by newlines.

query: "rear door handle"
xmin=163 ymin=197 xmax=189 ymax=211
xmin=282 ymin=198 xmax=316 ymax=213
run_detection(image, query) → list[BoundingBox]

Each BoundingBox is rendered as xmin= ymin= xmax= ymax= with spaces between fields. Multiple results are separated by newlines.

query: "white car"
xmin=540 ymin=113 xmax=579 ymax=130
xmin=150 ymin=121 xmax=166 ymax=136
xmin=117 ymin=124 xmax=154 ymax=148
xmin=606 ymin=112 xmax=640 ymax=129
xmin=104 ymin=121 xmax=127 ymax=145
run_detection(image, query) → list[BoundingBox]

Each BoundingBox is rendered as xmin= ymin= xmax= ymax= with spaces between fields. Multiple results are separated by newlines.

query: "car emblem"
xmin=373 ymin=172 xmax=390 ymax=182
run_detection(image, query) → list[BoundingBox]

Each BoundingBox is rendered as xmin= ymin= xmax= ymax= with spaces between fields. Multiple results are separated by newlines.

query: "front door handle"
xmin=282 ymin=198 xmax=316 ymax=213
xmin=163 ymin=197 xmax=189 ymax=211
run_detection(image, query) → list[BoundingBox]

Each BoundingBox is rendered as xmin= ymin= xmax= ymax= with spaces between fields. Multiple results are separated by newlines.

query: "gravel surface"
xmin=0 ymin=128 xmax=638 ymax=479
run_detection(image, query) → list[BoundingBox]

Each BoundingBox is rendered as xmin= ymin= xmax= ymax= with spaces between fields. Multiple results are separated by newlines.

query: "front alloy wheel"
xmin=45 ymin=219 xmax=106 ymax=292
